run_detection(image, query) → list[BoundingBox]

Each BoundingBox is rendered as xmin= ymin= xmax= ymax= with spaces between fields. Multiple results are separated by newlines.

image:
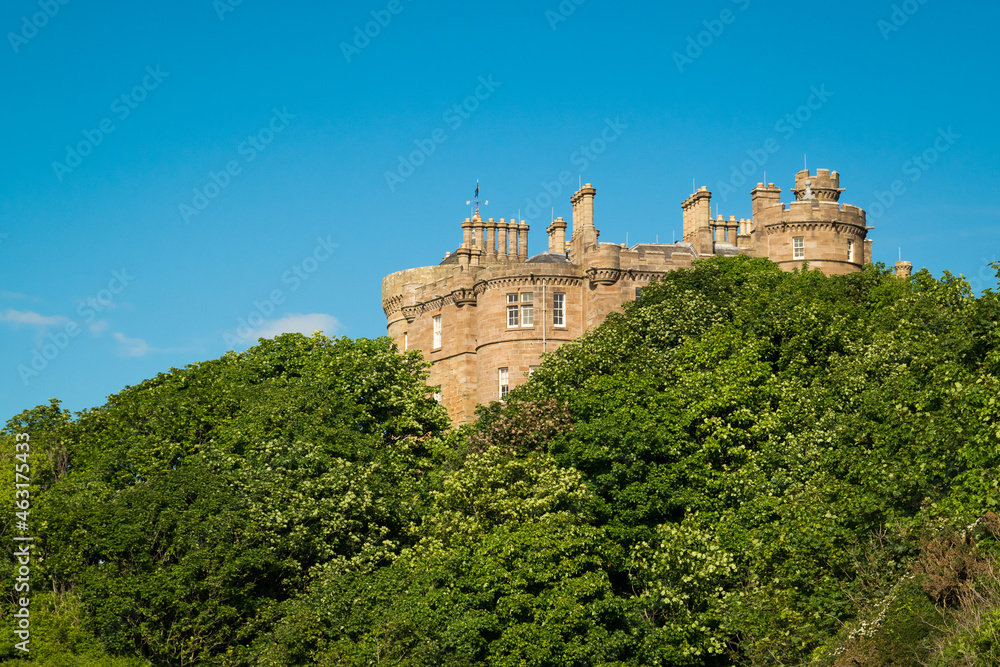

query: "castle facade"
xmin=382 ymin=169 xmax=893 ymax=424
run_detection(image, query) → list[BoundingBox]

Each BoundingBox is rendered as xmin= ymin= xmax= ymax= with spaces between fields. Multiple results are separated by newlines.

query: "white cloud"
xmin=0 ymin=309 xmax=71 ymax=327
xmin=89 ymin=320 xmax=110 ymax=335
xmin=0 ymin=292 xmax=28 ymax=300
xmin=113 ymin=332 xmax=151 ymax=357
xmin=251 ymin=313 xmax=343 ymax=341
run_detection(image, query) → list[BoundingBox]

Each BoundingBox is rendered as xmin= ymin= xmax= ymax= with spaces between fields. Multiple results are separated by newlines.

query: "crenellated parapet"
xmin=401 ymin=305 xmax=420 ymax=323
xmin=452 ymin=288 xmax=477 ymax=307
xmin=585 ymin=268 xmax=623 ymax=286
xmin=761 ymin=200 xmax=867 ymax=230
xmin=792 ymin=168 xmax=844 ymax=202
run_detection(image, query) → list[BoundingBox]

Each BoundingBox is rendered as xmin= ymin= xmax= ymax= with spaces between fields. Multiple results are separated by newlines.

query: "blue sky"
xmin=1 ymin=0 xmax=997 ymax=420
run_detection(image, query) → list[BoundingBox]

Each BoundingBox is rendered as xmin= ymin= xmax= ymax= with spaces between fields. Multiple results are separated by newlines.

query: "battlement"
xmin=792 ymin=168 xmax=844 ymax=202
xmin=762 ymin=199 xmax=866 ymax=228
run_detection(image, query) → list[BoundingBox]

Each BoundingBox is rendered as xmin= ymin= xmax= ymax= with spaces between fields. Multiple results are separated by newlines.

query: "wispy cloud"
xmin=111 ymin=331 xmax=204 ymax=358
xmin=0 ymin=309 xmax=71 ymax=327
xmin=252 ymin=313 xmax=343 ymax=341
xmin=113 ymin=332 xmax=151 ymax=357
xmin=0 ymin=292 xmax=28 ymax=300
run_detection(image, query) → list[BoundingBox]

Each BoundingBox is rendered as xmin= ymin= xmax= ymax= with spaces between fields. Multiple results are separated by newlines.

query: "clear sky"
xmin=1 ymin=0 xmax=997 ymax=421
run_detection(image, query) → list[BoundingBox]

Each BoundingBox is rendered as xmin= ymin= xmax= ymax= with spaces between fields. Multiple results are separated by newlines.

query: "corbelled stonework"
xmin=382 ymin=169 xmax=874 ymax=423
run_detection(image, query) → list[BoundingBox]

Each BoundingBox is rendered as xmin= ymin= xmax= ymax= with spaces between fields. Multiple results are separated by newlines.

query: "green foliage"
xmin=3 ymin=334 xmax=447 ymax=666
xmin=316 ymin=517 xmax=626 ymax=667
xmin=4 ymin=257 xmax=1000 ymax=665
xmin=811 ymin=577 xmax=940 ymax=666
xmin=628 ymin=517 xmax=737 ymax=664
xmin=0 ymin=592 xmax=152 ymax=666
xmin=485 ymin=256 xmax=1000 ymax=663
xmin=259 ymin=444 xmax=631 ymax=665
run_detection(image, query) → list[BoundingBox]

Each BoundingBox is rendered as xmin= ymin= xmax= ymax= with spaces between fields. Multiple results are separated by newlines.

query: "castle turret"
xmin=895 ymin=260 xmax=912 ymax=279
xmin=758 ymin=169 xmax=868 ymax=275
xmin=792 ymin=168 xmax=844 ymax=202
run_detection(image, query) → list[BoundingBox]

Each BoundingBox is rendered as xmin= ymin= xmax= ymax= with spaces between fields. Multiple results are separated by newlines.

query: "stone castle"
xmin=382 ymin=168 xmax=910 ymax=423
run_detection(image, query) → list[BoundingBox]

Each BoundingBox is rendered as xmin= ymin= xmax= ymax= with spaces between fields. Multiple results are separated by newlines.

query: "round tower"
xmin=762 ymin=169 xmax=868 ymax=275
xmin=791 ymin=168 xmax=845 ymax=202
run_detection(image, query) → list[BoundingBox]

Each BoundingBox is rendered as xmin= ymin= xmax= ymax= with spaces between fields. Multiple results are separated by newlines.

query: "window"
xmin=553 ymin=293 xmax=565 ymax=327
xmin=433 ymin=315 xmax=442 ymax=349
xmin=793 ymin=236 xmax=805 ymax=260
xmin=635 ymin=287 xmax=643 ymax=301
xmin=507 ymin=293 xmax=537 ymax=328
xmin=521 ymin=292 xmax=534 ymax=327
xmin=848 ymin=240 xmax=855 ymax=262
xmin=403 ymin=332 xmax=408 ymax=351
xmin=507 ymin=293 xmax=519 ymax=328
xmin=529 ymin=366 xmax=539 ymax=376
xmin=499 ymin=367 xmax=509 ymax=400
xmin=433 ymin=386 xmax=442 ymax=403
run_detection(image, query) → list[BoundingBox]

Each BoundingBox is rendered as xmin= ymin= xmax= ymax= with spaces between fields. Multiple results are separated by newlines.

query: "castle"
xmin=382 ymin=169 xmax=910 ymax=423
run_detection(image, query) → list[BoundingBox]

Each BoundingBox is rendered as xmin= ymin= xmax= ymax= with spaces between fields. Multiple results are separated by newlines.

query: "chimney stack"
xmin=547 ymin=217 xmax=567 ymax=254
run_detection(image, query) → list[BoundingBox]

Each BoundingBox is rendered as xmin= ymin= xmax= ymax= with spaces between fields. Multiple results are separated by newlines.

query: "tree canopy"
xmin=4 ymin=257 xmax=1000 ymax=665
